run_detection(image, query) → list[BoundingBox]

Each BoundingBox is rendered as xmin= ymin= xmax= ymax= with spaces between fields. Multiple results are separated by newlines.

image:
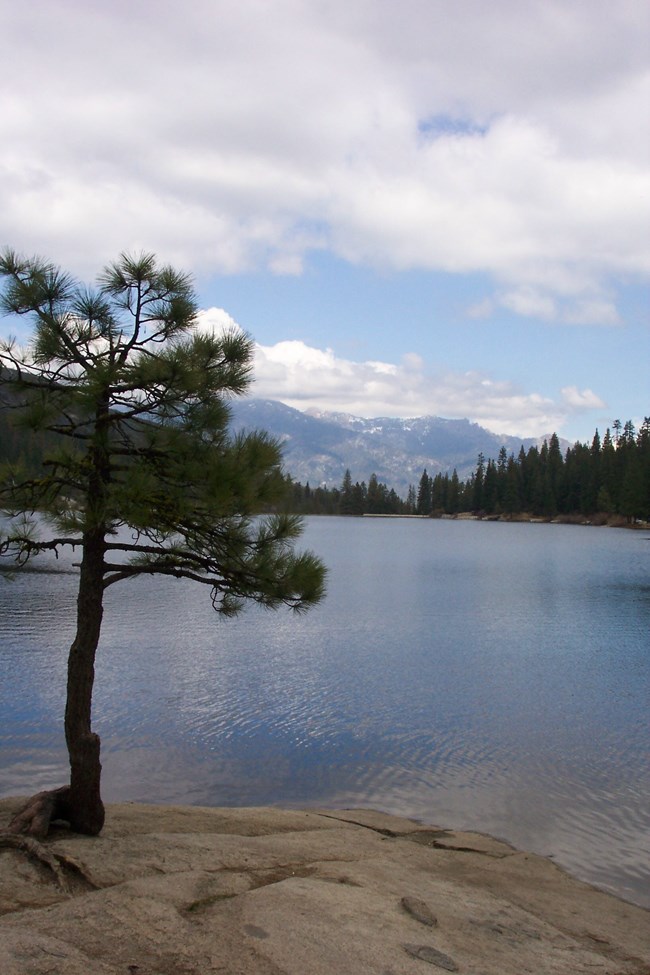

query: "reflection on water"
xmin=1 ymin=518 xmax=649 ymax=908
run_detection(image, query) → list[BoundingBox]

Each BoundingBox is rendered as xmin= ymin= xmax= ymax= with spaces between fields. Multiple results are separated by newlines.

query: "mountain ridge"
xmin=229 ymin=398 xmax=568 ymax=494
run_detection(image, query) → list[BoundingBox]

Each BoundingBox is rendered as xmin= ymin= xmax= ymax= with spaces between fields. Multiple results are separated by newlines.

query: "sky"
xmin=1 ymin=0 xmax=648 ymax=441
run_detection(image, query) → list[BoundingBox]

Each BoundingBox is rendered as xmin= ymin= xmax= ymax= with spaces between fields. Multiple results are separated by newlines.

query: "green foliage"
xmin=416 ymin=469 xmax=432 ymax=515
xmin=463 ymin=423 xmax=650 ymax=522
xmin=1 ymin=247 xmax=327 ymax=835
xmin=2 ymin=270 xmax=646 ymax=530
xmin=0 ymin=248 xmax=326 ymax=611
xmin=285 ymin=420 xmax=649 ymax=523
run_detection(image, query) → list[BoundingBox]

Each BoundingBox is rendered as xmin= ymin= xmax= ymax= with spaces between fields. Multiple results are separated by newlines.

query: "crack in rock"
xmin=401 ymin=896 xmax=438 ymax=927
xmin=403 ymin=943 xmax=459 ymax=971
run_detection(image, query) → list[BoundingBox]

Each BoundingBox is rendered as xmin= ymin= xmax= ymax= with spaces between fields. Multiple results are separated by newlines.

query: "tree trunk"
xmin=63 ymin=527 xmax=106 ymax=835
xmin=6 ymin=402 xmax=111 ymax=839
xmin=5 ymin=532 xmax=106 ymax=838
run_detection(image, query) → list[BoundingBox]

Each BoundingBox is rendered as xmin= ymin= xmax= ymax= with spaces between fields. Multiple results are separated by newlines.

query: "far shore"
xmin=362 ymin=510 xmax=650 ymax=529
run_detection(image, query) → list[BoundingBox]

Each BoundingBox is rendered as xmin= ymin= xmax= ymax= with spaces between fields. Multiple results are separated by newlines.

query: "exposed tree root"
xmin=0 ymin=831 xmax=98 ymax=893
xmin=1 ymin=787 xmax=99 ymax=894
xmin=5 ymin=786 xmax=72 ymax=840
xmin=0 ymin=832 xmax=70 ymax=892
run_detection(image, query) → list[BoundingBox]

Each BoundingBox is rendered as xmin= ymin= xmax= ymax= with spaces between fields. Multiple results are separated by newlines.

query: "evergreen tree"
xmin=448 ymin=469 xmax=460 ymax=513
xmin=430 ymin=471 xmax=448 ymax=512
xmin=472 ymin=453 xmax=485 ymax=511
xmin=367 ymin=472 xmax=383 ymax=513
xmin=496 ymin=446 xmax=508 ymax=511
xmin=581 ymin=430 xmax=601 ymax=514
xmin=546 ymin=433 xmax=564 ymax=514
xmin=351 ymin=480 xmax=367 ymax=514
xmin=596 ymin=484 xmax=614 ymax=513
xmin=386 ymin=487 xmax=402 ymax=514
xmin=405 ymin=484 xmax=417 ymax=513
xmin=482 ymin=459 xmax=498 ymax=513
xmin=600 ymin=429 xmax=617 ymax=510
xmin=618 ymin=422 xmax=646 ymax=522
xmin=0 ymin=249 xmax=326 ymax=839
xmin=563 ymin=441 xmax=590 ymax=514
xmin=340 ymin=468 xmax=355 ymax=515
xmin=416 ymin=468 xmax=432 ymax=515
xmin=638 ymin=418 xmax=650 ymax=520
xmin=537 ymin=440 xmax=557 ymax=515
xmin=498 ymin=454 xmax=517 ymax=513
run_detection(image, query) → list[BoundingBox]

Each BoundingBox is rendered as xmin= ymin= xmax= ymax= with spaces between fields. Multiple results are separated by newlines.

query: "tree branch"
xmin=103 ymin=564 xmax=220 ymax=588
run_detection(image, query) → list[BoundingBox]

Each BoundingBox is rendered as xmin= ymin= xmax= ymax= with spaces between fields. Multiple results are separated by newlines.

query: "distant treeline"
xmin=283 ymin=421 xmax=650 ymax=523
xmin=2 ymin=406 xmax=649 ymax=523
xmin=0 ymin=406 xmax=61 ymax=476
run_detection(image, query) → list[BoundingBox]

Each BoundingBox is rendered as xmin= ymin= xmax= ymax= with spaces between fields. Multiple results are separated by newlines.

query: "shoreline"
xmin=362 ymin=510 xmax=650 ymax=528
xmin=1 ymin=798 xmax=649 ymax=974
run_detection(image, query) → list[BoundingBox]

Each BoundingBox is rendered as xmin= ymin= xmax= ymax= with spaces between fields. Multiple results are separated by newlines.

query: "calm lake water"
xmin=1 ymin=517 xmax=649 ymax=908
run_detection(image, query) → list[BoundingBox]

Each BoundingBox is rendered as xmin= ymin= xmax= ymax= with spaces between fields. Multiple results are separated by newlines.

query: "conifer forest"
xmin=2 ymin=407 xmax=648 ymax=524
xmin=284 ymin=422 xmax=650 ymax=523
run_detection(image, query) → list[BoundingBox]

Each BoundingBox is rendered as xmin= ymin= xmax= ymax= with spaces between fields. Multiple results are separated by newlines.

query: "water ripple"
xmin=1 ymin=518 xmax=649 ymax=908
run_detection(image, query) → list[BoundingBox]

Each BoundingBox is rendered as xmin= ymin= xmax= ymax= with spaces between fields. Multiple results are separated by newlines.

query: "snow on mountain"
xmin=229 ymin=398 xmax=567 ymax=496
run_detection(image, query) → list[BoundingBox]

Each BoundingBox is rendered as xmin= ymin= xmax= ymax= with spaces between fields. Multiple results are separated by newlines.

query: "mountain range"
xmin=229 ymin=398 xmax=565 ymax=495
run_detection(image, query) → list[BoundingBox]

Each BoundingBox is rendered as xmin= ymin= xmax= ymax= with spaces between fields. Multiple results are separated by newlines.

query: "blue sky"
xmin=1 ymin=0 xmax=648 ymax=441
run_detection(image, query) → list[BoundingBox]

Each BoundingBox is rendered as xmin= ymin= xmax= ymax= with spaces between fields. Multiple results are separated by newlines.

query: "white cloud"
xmin=562 ymin=299 xmax=621 ymax=327
xmin=561 ymin=386 xmax=606 ymax=410
xmin=195 ymin=307 xmax=609 ymax=436
xmin=195 ymin=307 xmax=241 ymax=334
xmin=251 ymin=336 xmax=588 ymax=437
xmin=500 ymin=288 xmax=558 ymax=321
xmin=0 ymin=0 xmax=648 ymax=320
xmin=495 ymin=288 xmax=621 ymax=326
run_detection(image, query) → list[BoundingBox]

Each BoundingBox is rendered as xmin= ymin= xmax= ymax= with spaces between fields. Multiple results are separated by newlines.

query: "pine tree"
xmin=367 ymin=473 xmax=382 ymax=513
xmin=448 ymin=469 xmax=460 ymax=513
xmin=0 ymin=249 xmax=326 ymax=838
xmin=406 ymin=484 xmax=417 ymax=513
xmin=340 ymin=468 xmax=355 ymax=515
xmin=547 ymin=433 xmax=564 ymax=514
xmin=416 ymin=468 xmax=432 ymax=515
xmin=482 ymin=459 xmax=498 ymax=513
xmin=503 ymin=454 xmax=521 ymax=513
xmin=472 ymin=453 xmax=485 ymax=511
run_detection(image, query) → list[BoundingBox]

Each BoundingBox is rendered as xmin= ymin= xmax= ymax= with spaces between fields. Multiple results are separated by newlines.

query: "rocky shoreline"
xmin=363 ymin=511 xmax=650 ymax=529
xmin=1 ymin=797 xmax=649 ymax=974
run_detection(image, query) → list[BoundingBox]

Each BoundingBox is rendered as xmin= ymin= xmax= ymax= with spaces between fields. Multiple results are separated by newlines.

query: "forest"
xmin=1 ymin=406 xmax=649 ymax=523
xmin=283 ymin=421 xmax=650 ymax=523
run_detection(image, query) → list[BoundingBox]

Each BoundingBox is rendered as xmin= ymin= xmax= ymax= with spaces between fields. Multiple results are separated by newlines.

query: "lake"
xmin=1 ymin=516 xmax=649 ymax=908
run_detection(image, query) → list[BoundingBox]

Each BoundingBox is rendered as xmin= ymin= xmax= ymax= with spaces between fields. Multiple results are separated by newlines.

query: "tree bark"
xmin=6 ymin=786 xmax=71 ymax=839
xmin=5 ymin=529 xmax=107 ymax=839
xmin=63 ymin=526 xmax=106 ymax=835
